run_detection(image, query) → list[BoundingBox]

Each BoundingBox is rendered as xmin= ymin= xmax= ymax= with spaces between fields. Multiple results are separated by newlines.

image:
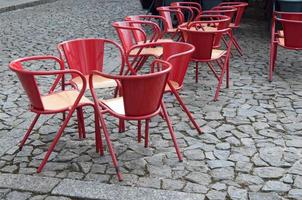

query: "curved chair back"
xmin=170 ymin=4 xmax=202 ymax=21
xmin=127 ymin=42 xmax=195 ymax=88
xmin=194 ymin=15 xmax=231 ymax=47
xmin=179 ymin=23 xmax=229 ymax=61
xmin=9 ymin=60 xmax=44 ymax=110
xmin=218 ymin=2 xmax=248 ymax=27
xmin=58 ymin=38 xmax=124 ymax=78
xmin=277 ymin=17 xmax=302 ymax=49
xmin=171 ymin=1 xmax=202 ymax=13
xmin=112 ymin=21 xmax=160 ymax=53
xmin=125 ymin=15 xmax=169 ymax=39
xmin=203 ymin=6 xmax=237 ymax=20
xmin=157 ymin=6 xmax=185 ymax=31
xmin=93 ymin=60 xmax=171 ymax=117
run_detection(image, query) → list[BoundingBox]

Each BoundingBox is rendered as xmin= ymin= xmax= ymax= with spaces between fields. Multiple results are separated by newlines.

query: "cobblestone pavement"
xmin=1 ymin=0 xmax=302 ymax=199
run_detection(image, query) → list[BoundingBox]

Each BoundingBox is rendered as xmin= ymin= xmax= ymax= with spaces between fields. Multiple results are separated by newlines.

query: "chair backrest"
xmin=58 ymin=38 xmax=124 ymax=78
xmin=112 ymin=21 xmax=160 ymax=53
xmin=127 ymin=42 xmax=195 ymax=88
xmin=157 ymin=6 xmax=185 ymax=30
xmin=170 ymin=3 xmax=202 ymax=21
xmin=218 ymin=2 xmax=248 ymax=27
xmin=171 ymin=1 xmax=202 ymax=13
xmin=208 ymin=6 xmax=237 ymax=20
xmin=92 ymin=60 xmax=171 ymax=117
xmin=194 ymin=15 xmax=231 ymax=47
xmin=275 ymin=11 xmax=302 ymax=21
xmin=9 ymin=60 xmax=44 ymax=110
xmin=179 ymin=23 xmax=229 ymax=60
xmin=124 ymin=15 xmax=169 ymax=39
xmin=277 ymin=17 xmax=302 ymax=48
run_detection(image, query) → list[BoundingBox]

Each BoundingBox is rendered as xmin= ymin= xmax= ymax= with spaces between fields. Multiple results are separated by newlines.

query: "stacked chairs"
xmin=269 ymin=11 xmax=302 ymax=81
xmin=126 ymin=41 xmax=202 ymax=134
xmin=171 ymin=1 xmax=202 ymax=16
xmin=179 ymin=19 xmax=232 ymax=101
xmin=9 ymin=56 xmax=101 ymax=172
xmin=90 ymin=59 xmax=183 ymax=181
xmin=201 ymin=5 xmax=243 ymax=56
xmin=218 ymin=1 xmax=248 ymax=29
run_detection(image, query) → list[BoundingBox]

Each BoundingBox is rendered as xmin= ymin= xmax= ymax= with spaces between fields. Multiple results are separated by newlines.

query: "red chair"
xmin=179 ymin=22 xmax=232 ymax=100
xmin=202 ymin=6 xmax=243 ymax=56
xmin=156 ymin=6 xmax=185 ymax=39
xmin=269 ymin=11 xmax=302 ymax=81
xmin=124 ymin=15 xmax=173 ymax=42
xmin=194 ymin=15 xmax=231 ymax=48
xmin=218 ymin=2 xmax=248 ymax=28
xmin=126 ymin=41 xmax=202 ymax=134
xmin=9 ymin=56 xmax=101 ymax=172
xmin=57 ymin=38 xmax=125 ymax=89
xmin=171 ymin=2 xmax=202 ymax=20
xmin=112 ymin=21 xmax=164 ymax=73
xmin=89 ymin=59 xmax=183 ymax=181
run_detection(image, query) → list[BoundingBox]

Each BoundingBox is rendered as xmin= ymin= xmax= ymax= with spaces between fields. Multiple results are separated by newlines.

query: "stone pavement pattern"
xmin=1 ymin=0 xmax=302 ymax=199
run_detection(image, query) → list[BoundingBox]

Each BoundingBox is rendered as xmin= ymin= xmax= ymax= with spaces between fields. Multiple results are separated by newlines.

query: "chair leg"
xmin=94 ymin=107 xmax=104 ymax=156
xmin=19 ymin=113 xmax=40 ymax=151
xmin=78 ymin=107 xmax=86 ymax=138
xmin=168 ymin=85 xmax=202 ymax=134
xmin=76 ymin=108 xmax=83 ymax=139
xmin=144 ymin=119 xmax=149 ymax=148
xmin=230 ymin=32 xmax=243 ymax=56
xmin=214 ymin=60 xmax=227 ymax=101
xmin=37 ymin=109 xmax=75 ymax=173
xmin=98 ymin=112 xmax=123 ymax=181
xmin=226 ymin=58 xmax=230 ymax=88
xmin=138 ymin=120 xmax=142 ymax=143
xmin=160 ymin=101 xmax=183 ymax=162
xmin=195 ymin=62 xmax=199 ymax=83
xmin=118 ymin=119 xmax=125 ymax=133
xmin=269 ymin=43 xmax=277 ymax=82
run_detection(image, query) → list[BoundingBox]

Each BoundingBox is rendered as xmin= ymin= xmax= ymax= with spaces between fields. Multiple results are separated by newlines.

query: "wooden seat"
xmin=41 ymin=90 xmax=92 ymax=111
xmin=129 ymin=46 xmax=163 ymax=57
xmin=71 ymin=75 xmax=117 ymax=90
xmin=101 ymin=97 xmax=125 ymax=115
xmin=164 ymin=80 xmax=180 ymax=91
xmin=212 ymin=49 xmax=226 ymax=60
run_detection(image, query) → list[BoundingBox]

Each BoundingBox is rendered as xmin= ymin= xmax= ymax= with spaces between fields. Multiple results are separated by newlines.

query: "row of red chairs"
xmin=9 ymin=1 xmax=249 ymax=181
xmin=269 ymin=11 xmax=302 ymax=81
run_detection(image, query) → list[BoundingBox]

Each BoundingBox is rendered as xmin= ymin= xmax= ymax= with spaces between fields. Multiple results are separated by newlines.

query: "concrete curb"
xmin=0 ymin=0 xmax=58 ymax=14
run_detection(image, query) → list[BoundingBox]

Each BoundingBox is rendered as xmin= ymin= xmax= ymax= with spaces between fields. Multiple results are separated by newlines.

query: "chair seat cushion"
xmin=212 ymin=49 xmax=226 ymax=60
xmin=101 ymin=97 xmax=125 ymax=115
xmin=129 ymin=46 xmax=163 ymax=57
xmin=165 ymin=80 xmax=180 ymax=91
xmin=41 ymin=90 xmax=91 ymax=111
xmin=71 ymin=74 xmax=117 ymax=90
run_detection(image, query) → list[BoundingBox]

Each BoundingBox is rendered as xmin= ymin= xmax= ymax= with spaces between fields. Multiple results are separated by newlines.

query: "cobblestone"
xmin=0 ymin=0 xmax=302 ymax=199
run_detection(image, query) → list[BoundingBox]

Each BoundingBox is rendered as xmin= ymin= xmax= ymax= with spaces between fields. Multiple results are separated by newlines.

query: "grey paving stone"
xmin=52 ymin=179 xmax=204 ymax=200
xmin=206 ymin=190 xmax=226 ymax=200
xmin=249 ymin=192 xmax=281 ymax=200
xmin=288 ymin=189 xmax=302 ymax=200
xmin=5 ymin=191 xmax=32 ymax=200
xmin=227 ymin=186 xmax=248 ymax=200
xmin=0 ymin=174 xmax=60 ymax=193
xmin=262 ymin=181 xmax=291 ymax=192
xmin=253 ymin=167 xmax=285 ymax=178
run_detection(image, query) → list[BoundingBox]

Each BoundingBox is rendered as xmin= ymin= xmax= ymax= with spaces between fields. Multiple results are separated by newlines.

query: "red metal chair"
xmin=170 ymin=2 xmax=202 ymax=20
xmin=89 ymin=59 xmax=183 ymax=181
xmin=179 ymin=22 xmax=232 ymax=100
xmin=218 ymin=2 xmax=248 ymax=28
xmin=112 ymin=21 xmax=164 ymax=74
xmin=156 ymin=6 xmax=186 ymax=39
xmin=9 ymin=56 xmax=101 ymax=172
xmin=194 ymin=14 xmax=231 ymax=48
xmin=124 ymin=15 xmax=173 ymax=43
xmin=269 ymin=11 xmax=302 ymax=81
xmin=202 ymin=6 xmax=243 ymax=56
xmin=126 ymin=41 xmax=202 ymax=134
xmin=57 ymin=38 xmax=125 ymax=89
